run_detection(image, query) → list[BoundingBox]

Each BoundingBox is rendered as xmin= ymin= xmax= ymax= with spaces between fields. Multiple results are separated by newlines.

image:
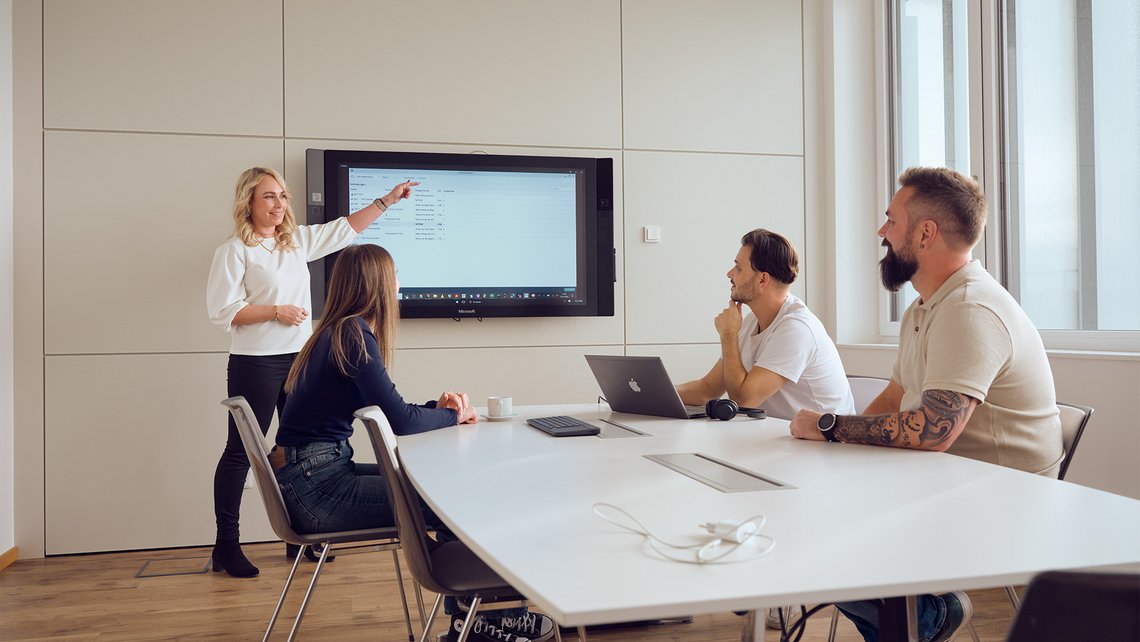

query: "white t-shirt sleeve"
xmin=298 ymin=218 xmax=358 ymax=260
xmin=206 ymin=241 xmax=248 ymax=333
xmin=754 ymin=318 xmax=816 ymax=384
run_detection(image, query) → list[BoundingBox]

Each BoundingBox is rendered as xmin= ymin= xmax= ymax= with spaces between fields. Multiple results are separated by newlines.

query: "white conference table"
xmin=395 ymin=403 xmax=1140 ymax=640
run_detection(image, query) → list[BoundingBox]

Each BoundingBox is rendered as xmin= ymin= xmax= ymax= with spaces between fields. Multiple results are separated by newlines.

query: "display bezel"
xmin=309 ymin=149 xmax=614 ymax=320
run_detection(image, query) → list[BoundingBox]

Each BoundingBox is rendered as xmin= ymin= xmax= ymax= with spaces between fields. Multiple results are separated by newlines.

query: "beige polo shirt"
xmin=893 ymin=261 xmax=1063 ymax=476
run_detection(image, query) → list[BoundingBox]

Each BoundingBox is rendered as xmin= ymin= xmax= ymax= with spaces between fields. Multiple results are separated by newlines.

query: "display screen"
xmin=308 ymin=149 xmax=614 ymax=319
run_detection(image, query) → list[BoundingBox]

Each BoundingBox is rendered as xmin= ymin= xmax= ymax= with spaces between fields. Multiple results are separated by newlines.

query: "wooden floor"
xmin=0 ymin=541 xmax=1021 ymax=641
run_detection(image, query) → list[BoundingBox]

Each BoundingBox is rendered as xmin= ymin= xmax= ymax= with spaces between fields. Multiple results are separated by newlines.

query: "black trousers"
xmin=213 ymin=353 xmax=296 ymax=542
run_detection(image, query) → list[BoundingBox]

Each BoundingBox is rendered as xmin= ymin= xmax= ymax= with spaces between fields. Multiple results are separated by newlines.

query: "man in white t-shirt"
xmin=677 ymin=229 xmax=855 ymax=421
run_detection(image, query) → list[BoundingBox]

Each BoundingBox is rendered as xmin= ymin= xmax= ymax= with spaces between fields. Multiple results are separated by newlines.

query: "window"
xmin=886 ymin=0 xmax=973 ymax=323
xmin=885 ymin=0 xmax=1140 ymax=348
xmin=1001 ymin=0 xmax=1140 ymax=333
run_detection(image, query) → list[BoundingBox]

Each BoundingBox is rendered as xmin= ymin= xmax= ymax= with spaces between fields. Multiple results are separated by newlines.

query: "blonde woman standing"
xmin=206 ymin=166 xmax=417 ymax=578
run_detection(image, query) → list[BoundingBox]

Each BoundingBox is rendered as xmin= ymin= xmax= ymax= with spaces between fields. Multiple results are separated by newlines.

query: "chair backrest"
xmin=1006 ymin=570 xmax=1139 ymax=642
xmin=355 ymin=406 xmax=448 ymax=595
xmin=847 ymin=375 xmax=889 ymax=413
xmin=221 ymin=396 xmax=302 ymax=544
xmin=1056 ymin=402 xmax=1093 ymax=481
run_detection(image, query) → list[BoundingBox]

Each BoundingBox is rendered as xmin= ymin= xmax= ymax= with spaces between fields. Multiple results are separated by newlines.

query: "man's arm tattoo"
xmin=917 ymin=389 xmax=972 ymax=447
xmin=834 ymin=389 xmax=972 ymax=449
xmin=833 ymin=412 xmax=898 ymax=446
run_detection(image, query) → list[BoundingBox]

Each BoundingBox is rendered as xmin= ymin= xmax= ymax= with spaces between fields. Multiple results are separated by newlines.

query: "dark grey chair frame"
xmin=1006 ymin=570 xmax=1139 ymax=642
xmin=355 ymin=406 xmax=573 ymax=642
xmin=222 ymin=396 xmax=417 ymax=642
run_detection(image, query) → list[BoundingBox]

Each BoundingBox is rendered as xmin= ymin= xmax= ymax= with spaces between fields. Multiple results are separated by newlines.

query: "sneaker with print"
xmin=446 ymin=611 xmax=554 ymax=642
xmin=498 ymin=610 xmax=554 ymax=641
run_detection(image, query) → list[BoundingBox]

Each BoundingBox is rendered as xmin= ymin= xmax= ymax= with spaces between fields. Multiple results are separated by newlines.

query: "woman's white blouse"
xmin=206 ymin=218 xmax=356 ymax=356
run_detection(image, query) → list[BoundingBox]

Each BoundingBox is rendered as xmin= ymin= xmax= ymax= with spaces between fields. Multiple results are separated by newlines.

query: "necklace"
xmin=258 ymin=238 xmax=277 ymax=254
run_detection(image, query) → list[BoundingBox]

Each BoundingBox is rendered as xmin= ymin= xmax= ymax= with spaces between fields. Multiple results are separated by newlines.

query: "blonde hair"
xmin=232 ymin=167 xmax=299 ymax=250
xmin=285 ymin=245 xmax=400 ymax=392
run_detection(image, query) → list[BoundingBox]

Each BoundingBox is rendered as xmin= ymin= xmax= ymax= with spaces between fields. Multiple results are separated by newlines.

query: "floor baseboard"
xmin=0 ymin=546 xmax=18 ymax=572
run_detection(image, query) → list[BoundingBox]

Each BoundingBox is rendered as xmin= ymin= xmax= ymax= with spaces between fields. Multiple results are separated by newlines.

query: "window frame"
xmin=879 ymin=0 xmax=1140 ymax=354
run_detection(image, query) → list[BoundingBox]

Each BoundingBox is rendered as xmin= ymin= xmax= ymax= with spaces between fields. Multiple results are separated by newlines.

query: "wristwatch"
xmin=817 ymin=413 xmax=840 ymax=442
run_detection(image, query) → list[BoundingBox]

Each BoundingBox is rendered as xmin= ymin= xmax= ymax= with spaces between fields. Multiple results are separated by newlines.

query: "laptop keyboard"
xmin=527 ymin=416 xmax=601 ymax=437
xmin=684 ymin=404 xmax=707 ymax=417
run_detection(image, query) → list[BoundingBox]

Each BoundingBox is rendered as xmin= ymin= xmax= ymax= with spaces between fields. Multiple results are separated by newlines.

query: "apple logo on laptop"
xmin=628 ymin=377 xmax=641 ymax=393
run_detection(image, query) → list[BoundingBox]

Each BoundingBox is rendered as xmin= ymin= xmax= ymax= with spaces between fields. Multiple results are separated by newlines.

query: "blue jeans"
xmin=274 ymin=441 xmax=397 ymax=533
xmin=274 ymin=440 xmax=522 ymax=618
xmin=835 ymin=594 xmax=946 ymax=642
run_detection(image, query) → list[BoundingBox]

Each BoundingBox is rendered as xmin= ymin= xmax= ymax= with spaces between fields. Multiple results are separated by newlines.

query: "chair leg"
xmin=455 ymin=596 xmax=483 ymax=642
xmin=577 ymin=626 xmax=588 ymax=642
xmin=418 ymin=594 xmax=444 ymax=642
xmin=391 ymin=549 xmax=415 ymax=642
xmin=1004 ymin=585 xmax=1021 ymax=609
xmin=263 ymin=546 xmax=306 ymax=642
xmin=413 ymin=581 xmax=428 ymax=633
xmin=828 ymin=607 xmax=840 ymax=641
xmin=739 ymin=609 xmax=757 ymax=642
xmin=286 ymin=542 xmax=332 ymax=642
xmin=553 ymin=623 xmax=563 ymax=642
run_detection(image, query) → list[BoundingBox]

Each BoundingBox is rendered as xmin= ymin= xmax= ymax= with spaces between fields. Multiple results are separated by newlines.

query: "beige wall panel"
xmin=622 ymin=0 xmax=803 ymax=154
xmin=43 ymin=0 xmax=282 ymax=135
xmin=345 ymin=344 xmax=626 ymax=463
xmin=623 ymin=151 xmax=804 ymax=345
xmin=13 ymin=0 xmax=45 ymax=559
xmin=284 ymin=139 xmax=626 ymax=349
xmin=45 ymin=354 xmax=276 ymax=554
xmin=836 ymin=345 xmax=897 ymax=381
xmin=627 ymin=343 xmax=722 ymax=389
xmin=284 ymin=0 xmax=621 ymax=148
xmin=389 ymin=344 xmax=624 ymax=409
xmin=1 ymin=0 xmax=15 ymax=557
xmin=44 ymin=131 xmax=284 ymax=355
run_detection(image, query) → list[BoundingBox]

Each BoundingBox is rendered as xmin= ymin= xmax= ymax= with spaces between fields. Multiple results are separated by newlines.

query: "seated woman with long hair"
xmin=273 ymin=244 xmax=553 ymax=642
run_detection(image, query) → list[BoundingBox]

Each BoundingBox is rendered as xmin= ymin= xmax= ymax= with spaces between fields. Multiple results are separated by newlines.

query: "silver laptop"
xmin=584 ymin=355 xmax=707 ymax=419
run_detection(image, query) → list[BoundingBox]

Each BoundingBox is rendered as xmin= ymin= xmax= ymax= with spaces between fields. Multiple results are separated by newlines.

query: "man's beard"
xmin=879 ymin=240 xmax=918 ymax=292
xmin=730 ymin=278 xmax=755 ymax=304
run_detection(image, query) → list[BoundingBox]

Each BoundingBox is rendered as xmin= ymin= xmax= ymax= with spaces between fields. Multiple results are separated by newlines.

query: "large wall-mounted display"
xmin=307 ymin=148 xmax=615 ymax=320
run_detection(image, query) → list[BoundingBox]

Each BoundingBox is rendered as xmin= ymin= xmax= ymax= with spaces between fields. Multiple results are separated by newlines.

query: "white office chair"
xmin=847 ymin=375 xmax=890 ymax=413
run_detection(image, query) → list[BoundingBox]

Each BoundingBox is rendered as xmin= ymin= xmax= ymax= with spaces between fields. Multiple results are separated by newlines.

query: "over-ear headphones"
xmin=705 ymin=399 xmax=767 ymax=421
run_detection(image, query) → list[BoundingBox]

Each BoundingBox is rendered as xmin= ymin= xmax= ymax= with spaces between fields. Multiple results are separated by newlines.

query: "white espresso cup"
xmin=487 ymin=396 xmax=513 ymax=418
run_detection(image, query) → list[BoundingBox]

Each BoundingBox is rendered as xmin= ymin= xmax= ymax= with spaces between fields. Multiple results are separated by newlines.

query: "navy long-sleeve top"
xmin=276 ymin=317 xmax=456 ymax=446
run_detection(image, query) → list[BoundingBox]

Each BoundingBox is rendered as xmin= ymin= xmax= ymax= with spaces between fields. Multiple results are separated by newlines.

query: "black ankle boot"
xmin=211 ymin=540 xmax=259 ymax=578
xmin=285 ymin=542 xmax=335 ymax=563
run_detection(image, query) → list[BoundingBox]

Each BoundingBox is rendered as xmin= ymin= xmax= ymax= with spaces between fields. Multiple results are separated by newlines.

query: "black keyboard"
xmin=527 ymin=415 xmax=601 ymax=437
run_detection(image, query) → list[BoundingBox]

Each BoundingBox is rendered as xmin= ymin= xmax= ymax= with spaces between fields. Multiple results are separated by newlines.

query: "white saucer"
xmin=483 ymin=413 xmax=519 ymax=422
